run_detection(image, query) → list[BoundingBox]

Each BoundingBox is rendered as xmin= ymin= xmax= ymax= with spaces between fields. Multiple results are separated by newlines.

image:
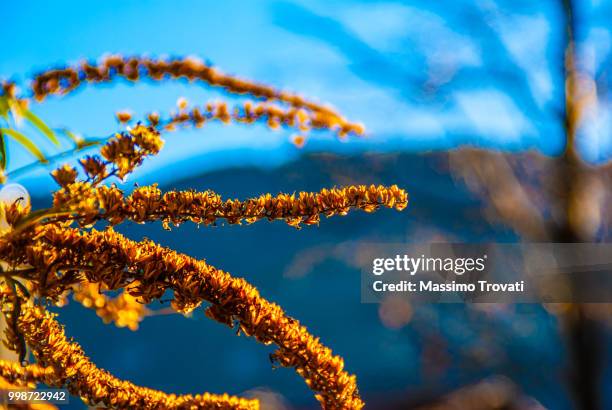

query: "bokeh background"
xmin=2 ymin=1 xmax=612 ymax=409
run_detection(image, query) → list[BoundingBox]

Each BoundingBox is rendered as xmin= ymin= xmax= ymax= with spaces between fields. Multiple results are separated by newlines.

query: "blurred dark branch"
xmin=450 ymin=1 xmax=608 ymax=405
xmin=275 ymin=2 xmax=610 ymax=407
xmin=557 ymin=2 xmax=604 ymax=410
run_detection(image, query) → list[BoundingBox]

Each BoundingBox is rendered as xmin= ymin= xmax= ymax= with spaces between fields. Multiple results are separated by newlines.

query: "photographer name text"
xmin=370 ymin=254 xmax=525 ymax=294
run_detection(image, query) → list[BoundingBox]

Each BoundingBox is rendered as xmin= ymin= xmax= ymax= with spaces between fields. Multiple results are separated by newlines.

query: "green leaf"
xmin=7 ymin=98 xmax=23 ymax=123
xmin=59 ymin=128 xmax=104 ymax=149
xmin=0 ymin=128 xmax=48 ymax=163
xmin=0 ymin=97 xmax=9 ymax=119
xmin=0 ymin=129 xmax=7 ymax=170
xmin=59 ymin=128 xmax=84 ymax=147
xmin=23 ymin=109 xmax=59 ymax=146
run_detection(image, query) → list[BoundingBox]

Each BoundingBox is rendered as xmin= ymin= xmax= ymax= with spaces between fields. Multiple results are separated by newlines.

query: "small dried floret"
xmin=51 ymin=164 xmax=78 ymax=187
xmin=147 ymin=111 xmax=160 ymax=127
xmin=79 ymin=155 xmax=107 ymax=181
xmin=1 ymin=201 xmax=31 ymax=228
xmin=292 ymin=134 xmax=306 ymax=148
xmin=116 ymin=111 xmax=133 ymax=123
xmin=177 ymin=97 xmax=188 ymax=110
xmin=98 ymin=125 xmax=163 ymax=179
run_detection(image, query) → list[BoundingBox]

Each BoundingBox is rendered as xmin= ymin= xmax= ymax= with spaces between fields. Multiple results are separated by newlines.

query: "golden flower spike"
xmin=0 ymin=119 xmax=406 ymax=410
xmin=141 ymin=99 xmax=364 ymax=139
xmin=51 ymin=181 xmax=407 ymax=229
xmin=14 ymin=305 xmax=258 ymax=410
xmin=45 ymin=124 xmax=403 ymax=230
xmin=29 ymin=55 xmax=362 ymax=134
xmin=0 ymin=360 xmax=55 ymax=388
xmin=0 ymin=54 xmax=409 ymax=410
xmin=0 ymin=356 xmax=56 ymax=409
xmin=6 ymin=225 xmax=364 ymax=409
xmin=125 ymin=183 xmax=406 ymax=229
xmin=0 ymin=361 xmax=59 ymax=410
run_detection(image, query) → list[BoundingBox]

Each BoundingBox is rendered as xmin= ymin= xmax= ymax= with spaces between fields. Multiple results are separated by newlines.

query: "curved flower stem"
xmin=0 ymin=52 xmax=408 ymax=410
xmin=0 ymin=359 xmax=54 ymax=385
xmin=49 ymin=183 xmax=408 ymax=229
xmin=10 ymin=225 xmax=365 ymax=409
xmin=11 ymin=306 xmax=259 ymax=410
xmin=29 ymin=56 xmax=345 ymax=120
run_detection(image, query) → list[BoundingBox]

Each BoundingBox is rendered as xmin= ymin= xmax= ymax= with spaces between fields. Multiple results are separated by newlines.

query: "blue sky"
xmin=2 ymin=0 xmax=610 ymax=192
xmin=2 ymin=3 xmax=610 ymax=408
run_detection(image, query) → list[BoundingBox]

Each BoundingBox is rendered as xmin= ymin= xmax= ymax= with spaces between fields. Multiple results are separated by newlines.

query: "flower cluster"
xmin=99 ymin=125 xmax=164 ymax=179
xmin=0 ymin=360 xmax=60 ymax=409
xmin=51 ymin=124 xmax=162 ymax=185
xmin=0 ymin=53 xmax=410 ymax=410
xmin=141 ymin=99 xmax=365 ymax=140
xmin=0 ymin=200 xmax=31 ymax=233
xmin=13 ymin=305 xmax=258 ymax=410
xmin=30 ymin=55 xmax=361 ymax=133
xmin=0 ymin=360 xmax=55 ymax=388
xmin=72 ymin=283 xmax=148 ymax=330
xmin=2 ymin=225 xmax=364 ymax=408
xmin=52 ymin=180 xmax=407 ymax=229
xmin=48 ymin=125 xmax=163 ymax=226
xmin=0 ymin=367 xmax=58 ymax=410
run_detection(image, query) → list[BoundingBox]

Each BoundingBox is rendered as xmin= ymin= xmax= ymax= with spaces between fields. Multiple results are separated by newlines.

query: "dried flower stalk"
xmin=1 ymin=224 xmax=363 ymax=408
xmin=0 ymin=361 xmax=59 ymax=410
xmin=0 ymin=54 xmax=409 ymax=410
xmin=8 ymin=305 xmax=258 ymax=410
xmin=30 ymin=55 xmax=361 ymax=134
xmin=43 ymin=124 xmax=406 ymax=231
xmin=51 ymin=181 xmax=407 ymax=229
xmin=144 ymin=99 xmax=364 ymax=139
xmin=0 ymin=360 xmax=55 ymax=387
